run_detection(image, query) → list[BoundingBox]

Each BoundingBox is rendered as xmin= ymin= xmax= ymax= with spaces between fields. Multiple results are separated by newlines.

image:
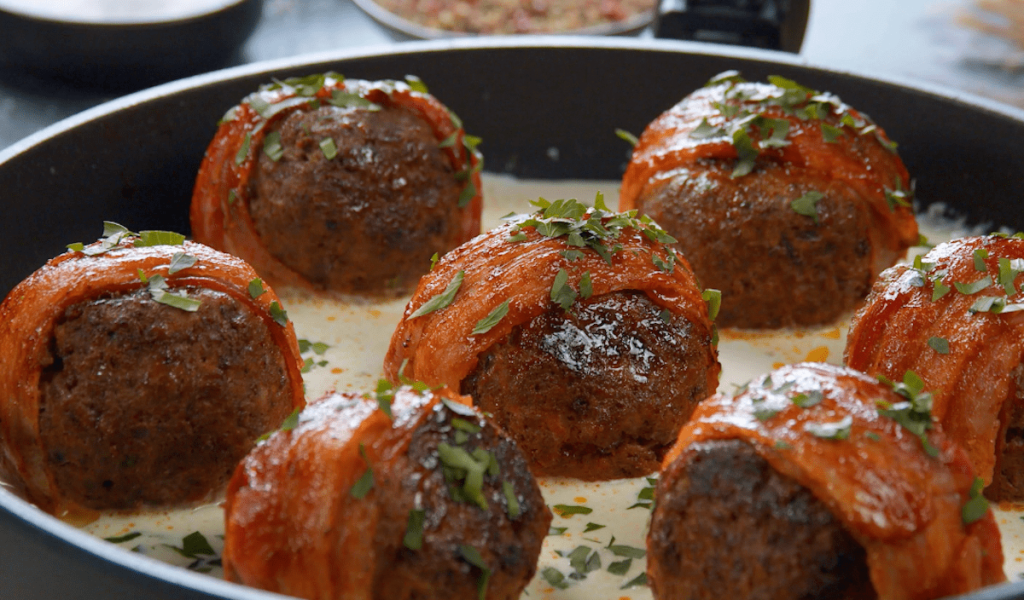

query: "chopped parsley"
xmin=962 ymin=477 xmax=989 ymax=525
xmin=702 ymin=288 xmax=722 ymax=321
xmin=615 ymin=128 xmax=639 ymax=147
xmin=350 ymin=443 xmax=374 ymax=499
xmin=550 ymin=269 xmax=578 ymax=311
xmin=791 ymin=390 xmax=824 ymax=408
xmin=248 ymin=277 xmax=267 ymax=299
xmin=167 ymin=252 xmax=197 ymax=275
xmin=621 ymin=572 xmax=648 ymax=589
xmin=502 ymin=481 xmax=521 ymax=520
xmin=410 ymin=270 xmax=464 ymax=318
xmin=805 ymin=416 xmax=852 ymax=440
xmin=790 ymin=191 xmax=825 ymax=223
xmin=541 ymin=566 xmax=570 ymax=589
xmin=553 ymin=504 xmax=593 ymax=517
xmin=607 ymin=558 xmax=632 ymax=576
xmin=269 ymin=301 xmax=289 ymax=326
xmin=876 ymin=370 xmax=939 ymax=458
xmin=146 ymin=275 xmax=202 ymax=312
xmin=403 ymin=509 xmax=425 ymax=550
xmin=927 ymin=336 xmax=950 ymax=354
xmin=319 ymin=137 xmax=338 ymax=160
xmin=696 ymin=71 xmax=900 ymax=179
xmin=582 ymin=522 xmax=605 ymax=533
xmin=438 ymin=442 xmax=493 ymax=510
xmin=458 ymin=544 xmax=491 ymax=600
xmin=471 ymin=299 xmax=510 ymax=335
xmin=262 ymin=131 xmax=284 ymax=161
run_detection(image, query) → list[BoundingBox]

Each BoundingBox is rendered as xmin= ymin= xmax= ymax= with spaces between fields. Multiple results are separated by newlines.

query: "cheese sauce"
xmin=79 ymin=174 xmax=1024 ymax=598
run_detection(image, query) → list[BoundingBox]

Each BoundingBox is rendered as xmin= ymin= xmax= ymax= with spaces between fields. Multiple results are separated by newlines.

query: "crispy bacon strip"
xmin=0 ymin=240 xmax=305 ymax=515
xmin=846 ymin=235 xmax=1024 ymax=487
xmin=190 ymin=75 xmax=483 ymax=291
xmin=660 ymin=363 xmax=1005 ymax=600
xmin=223 ymin=386 xmax=546 ymax=599
xmin=619 ymin=80 xmax=919 ymax=275
xmin=383 ymin=217 xmax=718 ymax=390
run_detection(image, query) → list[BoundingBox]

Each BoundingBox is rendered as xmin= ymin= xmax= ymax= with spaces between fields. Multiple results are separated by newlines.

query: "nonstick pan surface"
xmin=2 ymin=37 xmax=1024 ymax=600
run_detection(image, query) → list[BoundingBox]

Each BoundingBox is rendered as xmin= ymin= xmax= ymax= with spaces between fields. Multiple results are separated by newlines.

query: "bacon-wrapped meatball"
xmin=620 ymin=71 xmax=919 ymax=329
xmin=846 ymin=234 xmax=1024 ymax=501
xmin=191 ymin=73 xmax=483 ymax=296
xmin=0 ymin=224 xmax=304 ymax=515
xmin=649 ymin=362 xmax=1005 ymax=600
xmin=223 ymin=384 xmax=550 ymax=600
xmin=384 ymin=198 xmax=721 ymax=480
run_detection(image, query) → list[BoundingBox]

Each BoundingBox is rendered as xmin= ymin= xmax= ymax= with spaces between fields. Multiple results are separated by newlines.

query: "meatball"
xmin=385 ymin=197 xmax=721 ymax=480
xmin=191 ymin=73 xmax=483 ymax=296
xmin=620 ymin=71 xmax=919 ymax=329
xmin=0 ymin=227 xmax=305 ymax=514
xmin=462 ymin=290 xmax=715 ymax=479
xmin=222 ymin=385 xmax=551 ymax=600
xmin=846 ymin=234 xmax=1024 ymax=502
xmin=649 ymin=439 xmax=872 ymax=600
xmin=649 ymin=363 xmax=1005 ymax=600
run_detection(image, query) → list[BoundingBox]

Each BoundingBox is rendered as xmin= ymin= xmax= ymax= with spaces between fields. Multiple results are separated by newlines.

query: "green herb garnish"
xmin=458 ymin=544 xmax=491 ymax=600
xmin=876 ymin=370 xmax=939 ymax=457
xmin=928 ymin=336 xmax=950 ymax=354
xmin=471 ymin=299 xmax=511 ymax=335
xmin=350 ymin=443 xmax=374 ymax=499
xmin=403 ymin=509 xmax=425 ymax=550
xmin=791 ymin=191 xmax=825 ymax=223
xmin=615 ymin=128 xmax=639 ymax=147
xmin=805 ymin=416 xmax=852 ymax=440
xmin=553 ymin=504 xmax=593 ymax=516
xmin=962 ymin=477 xmax=989 ymax=525
xmin=411 ymin=270 xmax=464 ymax=318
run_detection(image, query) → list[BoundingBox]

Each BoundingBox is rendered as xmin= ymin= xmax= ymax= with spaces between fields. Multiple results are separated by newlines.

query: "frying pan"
xmin=1 ymin=37 xmax=1024 ymax=600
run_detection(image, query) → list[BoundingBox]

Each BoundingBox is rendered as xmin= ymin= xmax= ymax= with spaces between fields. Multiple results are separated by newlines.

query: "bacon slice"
xmin=223 ymin=386 xmax=550 ymax=600
xmin=846 ymin=235 xmax=1024 ymax=494
xmin=655 ymin=362 xmax=1005 ymax=600
xmin=620 ymin=78 xmax=919 ymax=281
xmin=0 ymin=238 xmax=304 ymax=515
xmin=383 ymin=213 xmax=718 ymax=392
xmin=190 ymin=75 xmax=482 ymax=292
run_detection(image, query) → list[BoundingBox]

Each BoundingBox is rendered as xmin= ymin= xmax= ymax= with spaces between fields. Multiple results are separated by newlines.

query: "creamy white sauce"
xmin=0 ymin=0 xmax=243 ymax=23
xmin=80 ymin=174 xmax=1024 ymax=597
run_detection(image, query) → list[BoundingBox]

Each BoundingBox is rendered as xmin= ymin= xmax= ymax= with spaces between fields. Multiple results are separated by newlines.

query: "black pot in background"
xmin=0 ymin=0 xmax=263 ymax=90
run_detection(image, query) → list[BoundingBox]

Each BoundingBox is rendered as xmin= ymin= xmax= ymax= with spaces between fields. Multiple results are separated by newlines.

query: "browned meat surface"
xmin=248 ymin=103 xmax=464 ymax=294
xmin=370 ymin=398 xmax=549 ymax=599
xmin=639 ymin=161 xmax=875 ymax=328
xmin=223 ymin=387 xmax=552 ymax=600
xmin=462 ymin=290 xmax=716 ymax=480
xmin=37 ymin=287 xmax=294 ymax=510
xmin=648 ymin=439 xmax=874 ymax=600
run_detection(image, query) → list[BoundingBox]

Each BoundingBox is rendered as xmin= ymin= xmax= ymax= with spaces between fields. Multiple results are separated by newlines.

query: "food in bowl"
xmin=367 ymin=0 xmax=654 ymax=34
xmin=191 ymin=72 xmax=483 ymax=297
xmin=384 ymin=196 xmax=721 ymax=480
xmin=0 ymin=224 xmax=305 ymax=515
xmin=620 ymin=71 xmax=920 ymax=329
xmin=649 ymin=362 xmax=1005 ymax=599
xmin=223 ymin=382 xmax=551 ymax=600
xmin=846 ymin=233 xmax=1024 ymax=501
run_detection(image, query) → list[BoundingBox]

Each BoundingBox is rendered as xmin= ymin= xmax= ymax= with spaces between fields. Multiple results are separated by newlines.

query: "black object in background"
xmin=0 ymin=0 xmax=263 ymax=90
xmin=654 ymin=0 xmax=811 ymax=52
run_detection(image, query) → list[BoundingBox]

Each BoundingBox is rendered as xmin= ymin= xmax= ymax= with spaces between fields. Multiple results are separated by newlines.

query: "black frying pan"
xmin=1 ymin=37 xmax=1023 ymax=600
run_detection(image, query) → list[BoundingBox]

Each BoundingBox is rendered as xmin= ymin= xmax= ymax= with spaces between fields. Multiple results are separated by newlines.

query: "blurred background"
xmin=0 ymin=0 xmax=1022 ymax=152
